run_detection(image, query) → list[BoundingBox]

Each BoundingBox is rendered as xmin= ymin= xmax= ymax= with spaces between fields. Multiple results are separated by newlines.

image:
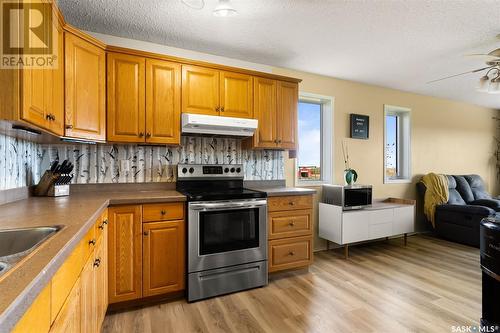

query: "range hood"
xmin=181 ymin=113 xmax=258 ymax=137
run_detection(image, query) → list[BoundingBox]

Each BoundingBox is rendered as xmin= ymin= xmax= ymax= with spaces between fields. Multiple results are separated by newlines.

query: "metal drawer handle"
xmin=160 ymin=210 xmax=166 ymax=215
xmin=93 ymin=258 xmax=101 ymax=267
xmin=88 ymin=238 xmax=96 ymax=246
xmin=102 ymin=219 xmax=108 ymax=225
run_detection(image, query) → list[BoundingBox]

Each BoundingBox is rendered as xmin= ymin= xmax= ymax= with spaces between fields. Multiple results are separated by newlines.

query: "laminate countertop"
xmin=250 ymin=187 xmax=317 ymax=197
xmin=0 ymin=190 xmax=186 ymax=332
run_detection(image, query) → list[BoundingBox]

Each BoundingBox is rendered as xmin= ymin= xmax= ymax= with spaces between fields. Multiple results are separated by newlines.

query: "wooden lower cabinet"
xmin=108 ymin=203 xmax=186 ymax=303
xmin=80 ymin=254 xmax=96 ymax=333
xmin=268 ymin=195 xmax=314 ymax=273
xmin=12 ymin=284 xmax=51 ymax=333
xmin=108 ymin=205 xmax=143 ymax=303
xmin=143 ymin=220 xmax=185 ymax=297
xmin=50 ymin=279 xmax=81 ymax=333
xmin=95 ymin=229 xmax=108 ymax=328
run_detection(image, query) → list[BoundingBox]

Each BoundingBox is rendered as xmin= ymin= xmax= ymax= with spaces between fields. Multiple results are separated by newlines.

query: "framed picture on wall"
xmin=350 ymin=114 xmax=369 ymax=139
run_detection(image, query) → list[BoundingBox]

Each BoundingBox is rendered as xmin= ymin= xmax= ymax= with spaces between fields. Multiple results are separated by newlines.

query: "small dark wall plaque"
xmin=350 ymin=114 xmax=369 ymax=139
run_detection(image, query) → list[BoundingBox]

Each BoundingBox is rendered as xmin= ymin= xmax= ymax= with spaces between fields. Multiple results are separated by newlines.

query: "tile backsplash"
xmin=37 ymin=136 xmax=284 ymax=185
xmin=0 ymin=135 xmax=42 ymax=190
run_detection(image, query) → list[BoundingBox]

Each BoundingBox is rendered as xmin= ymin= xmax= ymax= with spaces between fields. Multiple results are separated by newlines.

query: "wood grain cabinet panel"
xmin=12 ymin=283 xmax=51 ymax=333
xmin=143 ymin=220 xmax=185 ymax=297
xmin=107 ymin=53 xmax=146 ymax=142
xmin=145 ymin=59 xmax=181 ymax=144
xmin=277 ymin=81 xmax=298 ymax=149
xmin=181 ymin=65 xmax=219 ymax=116
xmin=95 ymin=232 xmax=108 ymax=331
xmin=49 ymin=279 xmax=81 ymax=333
xmin=220 ymin=71 xmax=253 ymax=118
xmin=268 ymin=195 xmax=313 ymax=212
xmin=252 ymin=77 xmax=278 ymax=148
xmin=269 ymin=236 xmax=313 ymax=273
xmin=269 ymin=209 xmax=312 ymax=240
xmin=108 ymin=205 xmax=143 ymax=303
xmin=142 ymin=202 xmax=184 ymax=222
xmin=20 ymin=4 xmax=64 ymax=136
xmin=80 ymin=255 xmax=96 ymax=333
xmin=64 ymin=32 xmax=106 ymax=141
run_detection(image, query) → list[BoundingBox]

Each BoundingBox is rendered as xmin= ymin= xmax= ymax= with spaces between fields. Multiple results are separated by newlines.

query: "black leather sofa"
xmin=417 ymin=175 xmax=500 ymax=247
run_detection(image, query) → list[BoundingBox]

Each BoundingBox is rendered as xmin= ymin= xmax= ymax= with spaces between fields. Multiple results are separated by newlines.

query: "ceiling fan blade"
xmin=464 ymin=53 xmax=500 ymax=60
xmin=426 ymin=66 xmax=494 ymax=84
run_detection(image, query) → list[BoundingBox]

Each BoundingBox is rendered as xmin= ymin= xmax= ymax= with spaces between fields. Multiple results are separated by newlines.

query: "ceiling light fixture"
xmin=213 ymin=0 xmax=237 ymax=17
xmin=477 ymin=67 xmax=500 ymax=94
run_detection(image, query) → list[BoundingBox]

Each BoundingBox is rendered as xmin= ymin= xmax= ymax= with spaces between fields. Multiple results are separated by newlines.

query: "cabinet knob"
xmin=139 ymin=132 xmax=144 ymax=137
xmin=146 ymin=132 xmax=151 ymax=138
xmin=46 ymin=114 xmax=54 ymax=121
xmin=220 ymin=107 xmax=224 ymax=112
xmin=216 ymin=106 xmax=220 ymax=112
xmin=88 ymin=238 xmax=96 ymax=246
xmin=278 ymin=139 xmax=282 ymax=144
xmin=288 ymin=201 xmax=295 ymax=206
xmin=51 ymin=114 xmax=56 ymax=121
xmin=65 ymin=124 xmax=73 ymax=129
xmin=160 ymin=210 xmax=166 ymax=215
xmin=93 ymin=258 xmax=101 ymax=267
xmin=98 ymin=223 xmax=104 ymax=230
xmin=288 ymin=251 xmax=295 ymax=256
xmin=289 ymin=221 xmax=295 ymax=227
xmin=102 ymin=219 xmax=108 ymax=225
xmin=143 ymin=231 xmax=149 ymax=236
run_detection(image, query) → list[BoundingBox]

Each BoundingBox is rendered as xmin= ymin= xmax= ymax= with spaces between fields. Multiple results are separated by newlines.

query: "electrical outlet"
xmin=120 ymin=159 xmax=130 ymax=173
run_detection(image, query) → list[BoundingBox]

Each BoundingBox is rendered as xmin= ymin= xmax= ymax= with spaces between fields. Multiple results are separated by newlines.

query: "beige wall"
xmin=273 ymin=68 xmax=500 ymax=251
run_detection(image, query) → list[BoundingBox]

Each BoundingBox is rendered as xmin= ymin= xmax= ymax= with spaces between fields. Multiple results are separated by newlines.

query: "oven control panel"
xmin=178 ymin=164 xmax=243 ymax=179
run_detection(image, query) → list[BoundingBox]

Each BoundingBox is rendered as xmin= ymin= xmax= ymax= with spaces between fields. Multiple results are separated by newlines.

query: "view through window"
xmin=385 ymin=115 xmax=398 ymax=178
xmin=297 ymin=101 xmax=322 ymax=181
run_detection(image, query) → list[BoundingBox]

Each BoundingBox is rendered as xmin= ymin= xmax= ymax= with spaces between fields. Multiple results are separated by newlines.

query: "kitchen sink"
xmin=0 ymin=226 xmax=62 ymax=277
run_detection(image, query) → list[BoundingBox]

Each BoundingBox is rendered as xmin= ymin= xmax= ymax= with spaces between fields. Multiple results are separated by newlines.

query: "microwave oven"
xmin=322 ymin=184 xmax=372 ymax=210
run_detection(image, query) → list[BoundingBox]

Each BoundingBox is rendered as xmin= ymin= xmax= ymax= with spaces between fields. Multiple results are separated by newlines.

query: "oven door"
xmin=188 ymin=199 xmax=267 ymax=273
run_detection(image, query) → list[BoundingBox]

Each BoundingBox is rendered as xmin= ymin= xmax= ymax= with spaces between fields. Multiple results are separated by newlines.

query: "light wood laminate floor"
xmin=102 ymin=235 xmax=481 ymax=333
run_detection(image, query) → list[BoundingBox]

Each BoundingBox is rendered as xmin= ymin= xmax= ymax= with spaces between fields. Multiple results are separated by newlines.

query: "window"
xmin=297 ymin=93 xmax=333 ymax=184
xmin=384 ymin=105 xmax=411 ymax=183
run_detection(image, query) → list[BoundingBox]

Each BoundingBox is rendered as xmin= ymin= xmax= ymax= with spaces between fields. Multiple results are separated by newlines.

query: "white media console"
xmin=319 ymin=198 xmax=415 ymax=258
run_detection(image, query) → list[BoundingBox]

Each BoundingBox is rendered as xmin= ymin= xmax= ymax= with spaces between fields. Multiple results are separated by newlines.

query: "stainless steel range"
xmin=176 ymin=164 xmax=268 ymax=302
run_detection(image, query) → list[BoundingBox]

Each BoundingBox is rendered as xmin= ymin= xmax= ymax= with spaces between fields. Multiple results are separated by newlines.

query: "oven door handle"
xmin=189 ymin=199 xmax=267 ymax=211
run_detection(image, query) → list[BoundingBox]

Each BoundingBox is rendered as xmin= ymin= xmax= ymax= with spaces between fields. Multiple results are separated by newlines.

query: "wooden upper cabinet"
xmin=277 ymin=81 xmax=298 ymax=149
xmin=220 ymin=71 xmax=253 ymax=119
xmin=108 ymin=205 xmax=143 ymax=303
xmin=20 ymin=5 xmax=64 ymax=136
xmin=143 ymin=220 xmax=185 ymax=297
xmin=64 ymin=32 xmax=106 ymax=141
xmin=146 ymin=59 xmax=181 ymax=144
xmin=253 ymin=77 xmax=278 ymax=148
xmin=182 ymin=65 xmax=219 ymax=116
xmin=107 ymin=53 xmax=146 ymax=142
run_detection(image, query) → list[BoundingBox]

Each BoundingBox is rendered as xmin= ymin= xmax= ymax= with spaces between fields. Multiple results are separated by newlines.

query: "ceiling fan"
xmin=427 ymin=36 xmax=500 ymax=94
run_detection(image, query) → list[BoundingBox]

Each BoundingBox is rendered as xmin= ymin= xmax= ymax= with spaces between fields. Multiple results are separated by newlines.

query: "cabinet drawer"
xmin=143 ymin=202 xmax=184 ymax=222
xmin=82 ymin=225 xmax=96 ymax=263
xmin=95 ymin=209 xmax=108 ymax=240
xmin=268 ymin=195 xmax=312 ymax=212
xmin=269 ymin=209 xmax=312 ymax=239
xmin=269 ymin=236 xmax=312 ymax=272
xmin=369 ymin=222 xmax=393 ymax=239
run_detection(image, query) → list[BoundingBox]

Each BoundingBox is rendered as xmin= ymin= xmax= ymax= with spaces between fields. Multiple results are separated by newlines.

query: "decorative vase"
xmin=344 ymin=168 xmax=358 ymax=185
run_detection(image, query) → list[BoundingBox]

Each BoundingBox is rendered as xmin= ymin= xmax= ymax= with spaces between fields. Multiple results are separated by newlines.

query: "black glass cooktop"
xmin=178 ymin=188 xmax=266 ymax=202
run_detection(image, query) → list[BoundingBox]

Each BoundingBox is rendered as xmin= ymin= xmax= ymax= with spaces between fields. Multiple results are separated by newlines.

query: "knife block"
xmin=34 ymin=170 xmax=72 ymax=196
xmin=47 ymin=184 xmax=70 ymax=197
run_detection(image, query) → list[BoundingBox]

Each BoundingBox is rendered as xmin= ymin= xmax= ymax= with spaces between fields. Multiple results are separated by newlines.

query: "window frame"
xmin=383 ymin=104 xmax=412 ymax=184
xmin=296 ymin=92 xmax=334 ymax=186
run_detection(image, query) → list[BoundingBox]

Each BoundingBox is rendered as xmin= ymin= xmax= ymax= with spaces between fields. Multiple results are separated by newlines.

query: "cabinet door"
xmin=277 ymin=81 xmax=298 ymax=149
xmin=181 ymin=65 xmax=219 ymax=116
xmin=107 ymin=53 xmax=146 ymax=142
xmin=108 ymin=205 xmax=143 ymax=303
xmin=50 ymin=279 xmax=81 ymax=333
xmin=220 ymin=71 xmax=253 ymax=119
xmin=143 ymin=220 xmax=185 ymax=297
xmin=46 ymin=16 xmax=64 ymax=136
xmin=95 ymin=232 xmax=108 ymax=331
xmin=80 ymin=255 xmax=96 ymax=333
xmin=145 ymin=59 xmax=181 ymax=144
xmin=65 ymin=32 xmax=106 ymax=141
xmin=253 ymin=77 xmax=278 ymax=148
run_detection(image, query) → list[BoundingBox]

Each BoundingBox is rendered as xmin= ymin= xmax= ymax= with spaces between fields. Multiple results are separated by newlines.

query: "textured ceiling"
xmin=57 ymin=0 xmax=500 ymax=109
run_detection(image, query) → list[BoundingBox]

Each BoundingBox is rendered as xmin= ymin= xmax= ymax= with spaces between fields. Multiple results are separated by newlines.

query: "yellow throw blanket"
xmin=422 ymin=173 xmax=449 ymax=228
